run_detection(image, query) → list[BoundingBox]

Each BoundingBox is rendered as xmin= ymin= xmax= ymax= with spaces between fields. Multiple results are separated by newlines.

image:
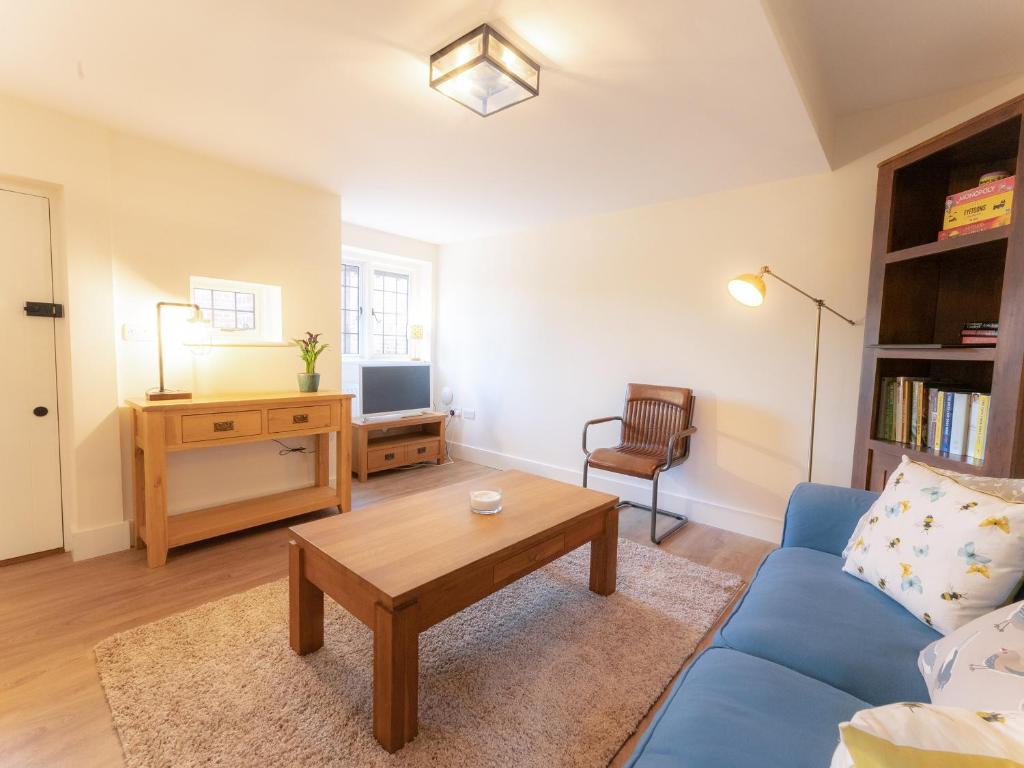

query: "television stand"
xmin=351 ymin=411 xmax=447 ymax=482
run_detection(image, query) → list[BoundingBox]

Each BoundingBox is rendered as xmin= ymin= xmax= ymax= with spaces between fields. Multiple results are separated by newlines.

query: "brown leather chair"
xmin=582 ymin=384 xmax=697 ymax=544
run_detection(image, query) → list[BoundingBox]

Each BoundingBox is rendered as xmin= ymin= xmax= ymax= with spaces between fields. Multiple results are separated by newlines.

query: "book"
xmin=967 ymin=394 xmax=982 ymax=462
xmin=943 ymin=176 xmax=1015 ymax=230
xmin=949 ymin=392 xmax=970 ymax=456
xmin=926 ymin=388 xmax=939 ymax=450
xmin=961 ymin=328 xmax=999 ymax=337
xmin=875 ymin=377 xmax=890 ymax=439
xmin=959 ymin=335 xmax=998 ymax=346
xmin=910 ymin=381 xmax=921 ymax=447
xmin=940 ymin=391 xmax=955 ymax=453
xmin=937 ymin=214 xmax=1011 ymax=239
xmin=963 ymin=322 xmax=999 ymax=331
xmin=972 ymin=394 xmax=991 ymax=462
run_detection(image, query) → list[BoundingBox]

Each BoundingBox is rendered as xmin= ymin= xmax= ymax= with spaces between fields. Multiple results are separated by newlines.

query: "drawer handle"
xmin=385 ymin=451 xmax=396 ymax=460
xmin=417 ymin=446 xmax=427 ymax=454
xmin=213 ymin=420 xmax=235 ymax=432
xmin=292 ymin=413 xmax=309 ymax=424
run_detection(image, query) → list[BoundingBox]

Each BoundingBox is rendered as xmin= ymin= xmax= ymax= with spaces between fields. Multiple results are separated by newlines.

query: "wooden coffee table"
xmin=287 ymin=470 xmax=619 ymax=752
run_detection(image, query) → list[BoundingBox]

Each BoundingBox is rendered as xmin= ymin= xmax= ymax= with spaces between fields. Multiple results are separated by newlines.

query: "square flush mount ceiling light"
xmin=430 ymin=24 xmax=540 ymax=117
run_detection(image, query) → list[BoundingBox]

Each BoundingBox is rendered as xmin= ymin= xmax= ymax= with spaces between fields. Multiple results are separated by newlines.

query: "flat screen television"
xmin=344 ymin=361 xmax=431 ymax=419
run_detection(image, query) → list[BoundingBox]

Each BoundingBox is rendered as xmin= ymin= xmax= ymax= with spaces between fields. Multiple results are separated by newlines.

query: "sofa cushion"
xmin=715 ymin=547 xmax=940 ymax=704
xmin=625 ymin=648 xmax=869 ymax=768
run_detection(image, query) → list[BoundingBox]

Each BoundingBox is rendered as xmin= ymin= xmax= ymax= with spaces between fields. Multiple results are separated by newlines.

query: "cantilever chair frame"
xmin=581 ymin=395 xmax=697 ymax=545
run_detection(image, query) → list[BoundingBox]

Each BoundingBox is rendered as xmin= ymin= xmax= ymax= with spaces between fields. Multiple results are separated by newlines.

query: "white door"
xmin=0 ymin=188 xmax=63 ymax=561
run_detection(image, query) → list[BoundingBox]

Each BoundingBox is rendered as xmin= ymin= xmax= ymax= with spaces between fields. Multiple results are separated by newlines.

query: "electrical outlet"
xmin=122 ymin=323 xmax=155 ymax=342
xmin=463 ymin=409 xmax=476 ymax=420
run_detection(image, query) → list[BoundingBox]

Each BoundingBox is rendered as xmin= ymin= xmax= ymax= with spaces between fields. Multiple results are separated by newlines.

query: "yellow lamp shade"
xmin=728 ymin=274 xmax=766 ymax=307
xmin=409 ymin=324 xmax=424 ymax=341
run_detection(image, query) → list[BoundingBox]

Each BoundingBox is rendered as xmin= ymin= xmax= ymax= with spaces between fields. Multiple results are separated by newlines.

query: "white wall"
xmin=0 ymin=92 xmax=342 ymax=558
xmin=436 ymin=77 xmax=1024 ymax=542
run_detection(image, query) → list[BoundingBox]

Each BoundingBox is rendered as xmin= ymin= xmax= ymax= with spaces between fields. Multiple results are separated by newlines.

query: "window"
xmin=342 ymin=263 xmax=361 ymax=355
xmin=188 ymin=276 xmax=282 ymax=344
xmin=371 ymin=270 xmax=409 ymax=355
xmin=341 ymin=248 xmax=430 ymax=360
xmin=193 ymin=288 xmax=256 ymax=331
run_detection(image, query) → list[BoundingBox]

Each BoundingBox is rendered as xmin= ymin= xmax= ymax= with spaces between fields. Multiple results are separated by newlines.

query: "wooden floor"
xmin=0 ymin=460 xmax=774 ymax=767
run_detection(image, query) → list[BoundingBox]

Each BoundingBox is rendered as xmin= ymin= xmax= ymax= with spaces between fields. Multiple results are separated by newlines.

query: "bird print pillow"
xmin=843 ymin=457 xmax=1024 ymax=634
xmin=919 ymin=600 xmax=1024 ymax=711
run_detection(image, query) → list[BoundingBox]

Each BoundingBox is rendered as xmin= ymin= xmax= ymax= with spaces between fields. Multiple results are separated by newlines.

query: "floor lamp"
xmin=728 ymin=266 xmax=856 ymax=482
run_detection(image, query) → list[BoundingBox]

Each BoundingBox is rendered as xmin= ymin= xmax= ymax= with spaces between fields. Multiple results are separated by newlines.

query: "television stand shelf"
xmin=351 ymin=411 xmax=447 ymax=482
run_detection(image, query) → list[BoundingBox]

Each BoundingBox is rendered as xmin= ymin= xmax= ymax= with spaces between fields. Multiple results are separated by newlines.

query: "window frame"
xmin=341 ymin=252 xmax=416 ymax=361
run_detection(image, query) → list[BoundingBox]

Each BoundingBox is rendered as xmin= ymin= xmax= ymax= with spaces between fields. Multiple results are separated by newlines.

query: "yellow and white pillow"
xmin=843 ymin=457 xmax=1024 ymax=634
xmin=830 ymin=703 xmax=1024 ymax=768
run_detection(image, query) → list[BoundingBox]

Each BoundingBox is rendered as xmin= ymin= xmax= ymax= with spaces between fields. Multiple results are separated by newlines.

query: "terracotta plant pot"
xmin=297 ymin=373 xmax=320 ymax=393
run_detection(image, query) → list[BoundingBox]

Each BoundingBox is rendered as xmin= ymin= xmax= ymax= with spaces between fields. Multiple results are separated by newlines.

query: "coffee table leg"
xmin=373 ymin=601 xmax=419 ymax=752
xmin=589 ymin=505 xmax=619 ymax=596
xmin=289 ymin=541 xmax=324 ymax=655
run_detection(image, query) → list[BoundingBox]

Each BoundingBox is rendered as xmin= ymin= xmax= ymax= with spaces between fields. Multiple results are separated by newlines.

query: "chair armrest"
xmin=663 ymin=426 xmax=698 ymax=468
xmin=582 ymin=416 xmax=622 ymax=455
xmin=781 ymin=482 xmax=879 ymax=555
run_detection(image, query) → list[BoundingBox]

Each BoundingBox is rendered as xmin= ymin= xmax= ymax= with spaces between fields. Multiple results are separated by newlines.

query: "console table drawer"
xmin=367 ymin=446 xmax=405 ymax=471
xmin=405 ymin=439 xmax=440 ymax=462
xmin=181 ymin=410 xmax=262 ymax=443
xmin=494 ymin=534 xmax=565 ymax=584
xmin=269 ymin=404 xmax=332 ymax=433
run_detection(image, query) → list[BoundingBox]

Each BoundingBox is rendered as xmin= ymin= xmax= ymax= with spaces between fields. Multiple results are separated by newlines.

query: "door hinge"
xmin=24 ymin=301 xmax=64 ymax=318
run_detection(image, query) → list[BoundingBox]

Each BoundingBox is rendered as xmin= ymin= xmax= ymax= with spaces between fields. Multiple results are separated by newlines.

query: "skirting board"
xmin=451 ymin=441 xmax=783 ymax=543
xmin=71 ymin=519 xmax=131 ymax=561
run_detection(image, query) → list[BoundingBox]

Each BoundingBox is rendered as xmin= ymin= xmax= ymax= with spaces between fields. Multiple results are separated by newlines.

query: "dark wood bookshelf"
xmin=852 ymin=95 xmax=1024 ymax=491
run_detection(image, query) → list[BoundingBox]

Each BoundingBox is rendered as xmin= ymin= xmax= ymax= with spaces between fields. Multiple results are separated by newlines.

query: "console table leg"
xmin=315 ymin=433 xmax=330 ymax=487
xmin=373 ymin=601 xmax=419 ymax=752
xmin=289 ymin=541 xmax=324 ymax=654
xmin=589 ymin=505 xmax=619 ymax=596
xmin=142 ymin=412 xmax=168 ymax=568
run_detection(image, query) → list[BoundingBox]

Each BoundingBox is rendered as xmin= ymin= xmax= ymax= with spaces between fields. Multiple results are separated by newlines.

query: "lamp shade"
xmin=728 ymin=274 xmax=766 ymax=307
xmin=409 ymin=324 xmax=424 ymax=341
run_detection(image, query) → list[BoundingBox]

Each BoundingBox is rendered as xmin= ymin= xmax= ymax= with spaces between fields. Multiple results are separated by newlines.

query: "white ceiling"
xmin=767 ymin=0 xmax=1024 ymax=117
xmin=0 ymin=1 xmax=1021 ymax=243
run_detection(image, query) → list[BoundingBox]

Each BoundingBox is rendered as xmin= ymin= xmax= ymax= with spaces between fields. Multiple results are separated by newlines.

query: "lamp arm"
xmin=761 ymin=267 xmax=856 ymax=326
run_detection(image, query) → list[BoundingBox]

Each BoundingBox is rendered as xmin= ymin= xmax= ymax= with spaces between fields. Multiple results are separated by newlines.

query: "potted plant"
xmin=293 ymin=331 xmax=328 ymax=392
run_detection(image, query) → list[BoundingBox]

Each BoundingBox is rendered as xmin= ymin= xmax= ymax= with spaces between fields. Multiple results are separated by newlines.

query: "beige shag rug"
xmin=96 ymin=539 xmax=742 ymax=768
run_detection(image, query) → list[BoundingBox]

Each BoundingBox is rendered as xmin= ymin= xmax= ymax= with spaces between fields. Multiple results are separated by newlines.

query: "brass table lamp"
xmin=147 ymin=301 xmax=205 ymax=401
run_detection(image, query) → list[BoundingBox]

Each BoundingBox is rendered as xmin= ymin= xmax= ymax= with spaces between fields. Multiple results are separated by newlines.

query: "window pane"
xmin=193 ymin=288 xmax=212 ymax=308
xmin=236 ymin=311 xmax=255 ymax=330
xmin=236 ymin=292 xmax=255 ymax=311
xmin=212 ymin=290 xmax=235 ymax=309
xmin=213 ymin=309 xmax=235 ymax=329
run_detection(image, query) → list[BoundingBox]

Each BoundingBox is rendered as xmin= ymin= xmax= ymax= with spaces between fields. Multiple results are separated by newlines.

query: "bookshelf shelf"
xmin=866 ymin=439 xmax=984 ymax=471
xmin=853 ymin=95 xmax=1024 ymax=491
xmin=869 ymin=347 xmax=997 ymax=361
xmin=884 ymin=227 xmax=1008 ymax=264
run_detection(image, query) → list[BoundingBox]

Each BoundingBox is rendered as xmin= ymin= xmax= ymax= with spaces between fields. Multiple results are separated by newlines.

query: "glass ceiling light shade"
xmin=728 ymin=273 xmax=767 ymax=307
xmin=430 ymin=24 xmax=540 ymax=117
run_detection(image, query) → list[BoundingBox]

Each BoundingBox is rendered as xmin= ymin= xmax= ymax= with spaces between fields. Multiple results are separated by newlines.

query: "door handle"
xmin=33 ymin=406 xmax=49 ymax=417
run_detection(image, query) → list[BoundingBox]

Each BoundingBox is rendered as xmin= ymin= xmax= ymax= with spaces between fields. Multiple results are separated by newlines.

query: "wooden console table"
xmin=351 ymin=412 xmax=446 ymax=482
xmin=127 ymin=391 xmax=353 ymax=568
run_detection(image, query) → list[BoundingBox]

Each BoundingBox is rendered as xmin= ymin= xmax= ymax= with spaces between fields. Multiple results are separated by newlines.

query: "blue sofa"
xmin=625 ymin=482 xmax=943 ymax=768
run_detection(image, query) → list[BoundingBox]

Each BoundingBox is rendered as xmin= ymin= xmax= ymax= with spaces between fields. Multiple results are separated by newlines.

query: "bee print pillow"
xmin=843 ymin=456 xmax=1024 ymax=634
xmin=918 ymin=600 xmax=1024 ymax=711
